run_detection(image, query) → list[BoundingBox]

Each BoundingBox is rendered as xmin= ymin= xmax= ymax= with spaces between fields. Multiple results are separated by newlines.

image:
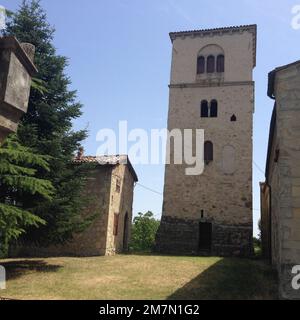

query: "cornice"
xmin=169 ymin=81 xmax=255 ymax=89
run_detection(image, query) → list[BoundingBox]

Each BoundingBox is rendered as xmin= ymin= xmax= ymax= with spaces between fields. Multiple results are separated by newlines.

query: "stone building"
xmin=13 ymin=154 xmax=138 ymax=257
xmin=260 ymin=60 xmax=300 ymax=300
xmin=156 ymin=25 xmax=257 ymax=256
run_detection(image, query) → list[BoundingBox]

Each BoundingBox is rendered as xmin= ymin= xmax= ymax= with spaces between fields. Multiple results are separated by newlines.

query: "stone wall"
xmin=263 ymin=61 xmax=300 ymax=299
xmin=156 ymin=216 xmax=252 ymax=256
xmin=163 ymin=84 xmax=254 ymax=224
xmin=12 ymin=166 xmax=112 ymax=257
xmin=273 ymin=62 xmax=300 ymax=299
xmin=260 ymin=182 xmax=271 ymax=260
xmin=105 ymin=164 xmax=135 ymax=255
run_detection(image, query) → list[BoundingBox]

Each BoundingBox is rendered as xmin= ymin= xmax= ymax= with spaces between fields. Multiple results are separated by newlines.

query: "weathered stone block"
xmin=0 ymin=37 xmax=37 ymax=143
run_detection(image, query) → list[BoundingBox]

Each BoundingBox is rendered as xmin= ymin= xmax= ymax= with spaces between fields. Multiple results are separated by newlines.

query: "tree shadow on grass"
xmin=1 ymin=260 xmax=62 ymax=280
xmin=168 ymin=258 xmax=278 ymax=300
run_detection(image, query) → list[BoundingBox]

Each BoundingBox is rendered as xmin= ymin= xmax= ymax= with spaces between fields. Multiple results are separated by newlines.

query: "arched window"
xmin=204 ymin=141 xmax=213 ymax=164
xmin=201 ymin=100 xmax=209 ymax=117
xmin=217 ymin=54 xmax=225 ymax=72
xmin=207 ymin=55 xmax=215 ymax=73
xmin=210 ymin=100 xmax=218 ymax=117
xmin=231 ymin=114 xmax=237 ymax=122
xmin=197 ymin=56 xmax=205 ymax=74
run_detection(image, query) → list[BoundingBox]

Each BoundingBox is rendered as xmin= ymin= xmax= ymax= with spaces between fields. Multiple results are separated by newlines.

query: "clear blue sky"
xmin=3 ymin=0 xmax=300 ymax=236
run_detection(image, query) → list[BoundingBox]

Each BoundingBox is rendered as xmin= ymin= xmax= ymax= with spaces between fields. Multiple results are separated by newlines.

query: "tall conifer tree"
xmin=4 ymin=0 xmax=93 ymax=245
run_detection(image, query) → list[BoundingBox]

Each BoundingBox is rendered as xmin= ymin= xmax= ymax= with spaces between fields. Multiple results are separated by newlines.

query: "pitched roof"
xmin=169 ymin=24 xmax=257 ymax=67
xmin=73 ymin=155 xmax=138 ymax=182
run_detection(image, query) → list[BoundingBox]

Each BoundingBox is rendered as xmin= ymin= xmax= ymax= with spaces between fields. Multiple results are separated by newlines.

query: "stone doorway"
xmin=198 ymin=222 xmax=212 ymax=252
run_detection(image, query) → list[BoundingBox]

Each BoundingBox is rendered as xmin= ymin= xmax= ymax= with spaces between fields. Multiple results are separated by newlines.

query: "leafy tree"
xmin=258 ymin=219 xmax=262 ymax=240
xmin=0 ymin=135 xmax=54 ymax=257
xmin=130 ymin=211 xmax=160 ymax=252
xmin=4 ymin=0 xmax=92 ymax=245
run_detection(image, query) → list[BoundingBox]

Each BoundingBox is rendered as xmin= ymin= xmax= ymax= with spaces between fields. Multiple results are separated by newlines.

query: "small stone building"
xmin=260 ymin=60 xmax=300 ymax=300
xmin=14 ymin=154 xmax=138 ymax=257
xmin=156 ymin=25 xmax=256 ymax=256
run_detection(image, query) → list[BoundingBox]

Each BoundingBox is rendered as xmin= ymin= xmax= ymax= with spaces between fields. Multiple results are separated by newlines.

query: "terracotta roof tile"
xmin=73 ymin=155 xmax=127 ymax=165
xmin=169 ymin=24 xmax=257 ymax=38
xmin=73 ymin=155 xmax=138 ymax=182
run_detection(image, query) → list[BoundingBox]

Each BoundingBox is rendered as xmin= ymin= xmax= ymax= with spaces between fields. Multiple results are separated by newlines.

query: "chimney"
xmin=76 ymin=146 xmax=84 ymax=160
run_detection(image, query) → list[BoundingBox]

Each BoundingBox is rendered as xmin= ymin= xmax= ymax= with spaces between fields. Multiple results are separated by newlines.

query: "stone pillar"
xmin=0 ymin=37 xmax=37 ymax=144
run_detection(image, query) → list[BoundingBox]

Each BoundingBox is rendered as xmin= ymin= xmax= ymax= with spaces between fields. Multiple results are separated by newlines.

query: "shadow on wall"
xmin=0 ymin=260 xmax=62 ymax=281
xmin=168 ymin=258 xmax=278 ymax=300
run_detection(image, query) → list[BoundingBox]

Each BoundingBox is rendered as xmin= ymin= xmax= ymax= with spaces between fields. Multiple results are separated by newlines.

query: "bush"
xmin=253 ymin=237 xmax=262 ymax=257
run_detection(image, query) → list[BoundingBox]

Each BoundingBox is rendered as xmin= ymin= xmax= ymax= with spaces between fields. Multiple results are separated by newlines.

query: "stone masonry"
xmin=261 ymin=60 xmax=300 ymax=300
xmin=0 ymin=37 xmax=37 ymax=143
xmin=156 ymin=25 xmax=257 ymax=256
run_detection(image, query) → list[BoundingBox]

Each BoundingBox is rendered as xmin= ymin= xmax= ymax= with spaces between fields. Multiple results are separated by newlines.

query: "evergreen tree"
xmin=4 ymin=0 xmax=93 ymax=245
xmin=0 ymin=135 xmax=54 ymax=257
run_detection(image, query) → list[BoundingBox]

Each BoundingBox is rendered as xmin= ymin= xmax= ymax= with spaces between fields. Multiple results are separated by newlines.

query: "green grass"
xmin=0 ymin=254 xmax=278 ymax=300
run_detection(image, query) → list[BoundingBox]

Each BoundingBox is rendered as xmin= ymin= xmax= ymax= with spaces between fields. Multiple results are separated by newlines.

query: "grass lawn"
xmin=0 ymin=254 xmax=278 ymax=300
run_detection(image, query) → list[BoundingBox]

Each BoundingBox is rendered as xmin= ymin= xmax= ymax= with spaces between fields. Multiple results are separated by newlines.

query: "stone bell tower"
xmin=156 ymin=25 xmax=257 ymax=256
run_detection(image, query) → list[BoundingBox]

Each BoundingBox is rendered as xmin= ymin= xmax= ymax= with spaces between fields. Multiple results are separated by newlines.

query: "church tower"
xmin=156 ymin=25 xmax=257 ymax=256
